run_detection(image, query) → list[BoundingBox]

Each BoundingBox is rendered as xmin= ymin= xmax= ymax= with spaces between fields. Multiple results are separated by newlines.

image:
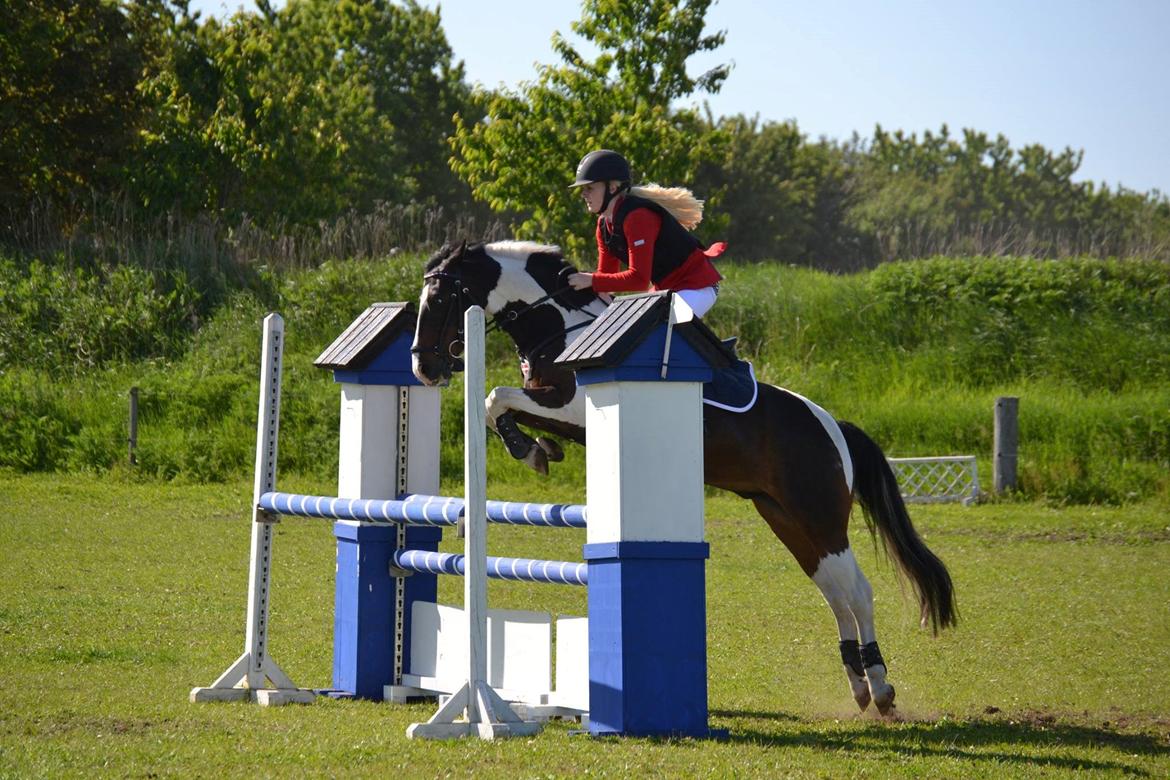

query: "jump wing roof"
xmin=555 ymin=292 xmax=733 ymax=370
xmin=313 ymin=302 xmax=415 ymax=370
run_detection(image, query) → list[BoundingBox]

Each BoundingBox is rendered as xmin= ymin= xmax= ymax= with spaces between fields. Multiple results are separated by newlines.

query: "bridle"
xmin=410 ymin=269 xmax=474 ymax=375
xmin=411 ymin=265 xmax=599 ymax=375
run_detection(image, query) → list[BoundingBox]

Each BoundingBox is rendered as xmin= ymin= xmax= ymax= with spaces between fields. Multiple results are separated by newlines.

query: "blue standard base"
xmin=332 ymin=522 xmax=442 ymax=699
xmin=583 ymin=541 xmax=711 ymax=738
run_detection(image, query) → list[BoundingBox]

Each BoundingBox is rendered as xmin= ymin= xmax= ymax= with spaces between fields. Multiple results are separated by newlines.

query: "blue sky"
xmin=192 ymin=0 xmax=1170 ymax=195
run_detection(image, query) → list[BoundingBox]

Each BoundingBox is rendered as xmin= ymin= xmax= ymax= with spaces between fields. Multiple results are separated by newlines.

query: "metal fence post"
xmin=128 ymin=387 xmax=139 ymax=466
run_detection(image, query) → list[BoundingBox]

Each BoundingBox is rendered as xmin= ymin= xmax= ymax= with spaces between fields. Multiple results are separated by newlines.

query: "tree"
xmin=450 ymin=0 xmax=731 ymax=253
xmin=329 ymin=0 xmax=478 ymax=208
xmin=694 ymin=115 xmax=865 ymax=267
xmin=0 ymin=0 xmax=144 ymax=211
xmin=127 ymin=0 xmax=477 ymax=224
xmin=122 ymin=0 xmax=240 ymax=215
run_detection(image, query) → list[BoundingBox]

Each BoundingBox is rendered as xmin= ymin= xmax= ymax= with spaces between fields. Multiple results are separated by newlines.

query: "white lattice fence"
xmin=887 ymin=456 xmax=980 ymax=505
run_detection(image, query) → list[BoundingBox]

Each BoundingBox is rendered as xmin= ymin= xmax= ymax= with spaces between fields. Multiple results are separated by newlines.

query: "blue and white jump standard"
xmin=322 ymin=304 xmax=446 ymax=702
xmin=557 ymin=291 xmax=727 ymax=739
xmin=191 ymin=293 xmax=727 ymax=740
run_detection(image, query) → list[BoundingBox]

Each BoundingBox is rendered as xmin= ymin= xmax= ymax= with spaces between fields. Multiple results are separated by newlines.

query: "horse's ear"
xmin=456 ymin=240 xmax=467 ymax=258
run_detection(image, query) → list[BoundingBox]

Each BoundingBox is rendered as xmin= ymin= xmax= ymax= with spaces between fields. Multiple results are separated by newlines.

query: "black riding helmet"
xmin=569 ymin=149 xmax=631 ymax=188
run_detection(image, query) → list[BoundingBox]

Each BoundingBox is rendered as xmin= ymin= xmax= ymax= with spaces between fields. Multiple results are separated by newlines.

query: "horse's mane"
xmin=424 ymin=240 xmax=565 ymax=274
xmin=484 ymin=240 xmax=563 ymax=263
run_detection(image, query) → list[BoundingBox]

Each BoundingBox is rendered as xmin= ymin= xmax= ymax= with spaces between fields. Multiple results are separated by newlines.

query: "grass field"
xmin=1 ymin=473 xmax=1167 ymax=778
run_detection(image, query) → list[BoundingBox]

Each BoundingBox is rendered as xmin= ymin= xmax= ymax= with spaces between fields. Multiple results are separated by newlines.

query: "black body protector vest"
xmin=600 ymin=195 xmax=702 ymax=285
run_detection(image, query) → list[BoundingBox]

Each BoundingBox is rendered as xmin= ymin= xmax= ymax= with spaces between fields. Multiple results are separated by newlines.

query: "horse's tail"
xmin=839 ymin=420 xmax=957 ymax=634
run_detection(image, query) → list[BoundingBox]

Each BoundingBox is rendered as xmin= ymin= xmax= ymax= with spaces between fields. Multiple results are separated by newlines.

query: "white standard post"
xmin=191 ymin=313 xmax=313 ymax=705
xmin=579 ymin=294 xmax=713 ymax=737
xmin=463 ymin=306 xmax=491 ymax=725
xmin=334 ymin=347 xmax=442 ymax=701
xmin=406 ymin=306 xmax=541 ymax=740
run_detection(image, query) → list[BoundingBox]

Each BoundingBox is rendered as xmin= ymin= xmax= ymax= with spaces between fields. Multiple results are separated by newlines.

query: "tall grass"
xmin=0 ymin=253 xmax=1166 ymax=505
xmin=5 ymin=198 xmax=508 ymax=273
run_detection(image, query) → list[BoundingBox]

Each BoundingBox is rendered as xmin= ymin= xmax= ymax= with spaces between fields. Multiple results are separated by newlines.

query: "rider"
xmin=566 ymin=149 xmax=727 ymax=318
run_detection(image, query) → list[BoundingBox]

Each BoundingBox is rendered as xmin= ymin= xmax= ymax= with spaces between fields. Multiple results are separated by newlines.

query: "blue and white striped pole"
xmin=258 ymin=491 xmax=586 ymax=528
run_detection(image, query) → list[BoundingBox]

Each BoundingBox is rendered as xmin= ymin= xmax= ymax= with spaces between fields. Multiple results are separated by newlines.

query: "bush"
xmin=2 ymin=252 xmax=1167 ymax=505
xmin=0 ymin=257 xmax=199 ymax=371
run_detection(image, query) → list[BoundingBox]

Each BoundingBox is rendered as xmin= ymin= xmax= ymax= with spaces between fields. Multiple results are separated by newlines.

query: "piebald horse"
xmin=410 ymin=239 xmax=956 ymax=715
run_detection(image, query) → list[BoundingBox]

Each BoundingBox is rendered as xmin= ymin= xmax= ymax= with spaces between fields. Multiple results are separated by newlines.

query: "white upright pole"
xmin=191 ymin=313 xmax=313 ymax=705
xmin=407 ymin=306 xmax=540 ymax=740
xmin=464 ymin=305 xmax=489 ymax=712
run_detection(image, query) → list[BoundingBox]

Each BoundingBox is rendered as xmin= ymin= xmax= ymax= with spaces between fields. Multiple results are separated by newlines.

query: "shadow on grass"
xmin=710 ymin=709 xmax=1169 ymax=776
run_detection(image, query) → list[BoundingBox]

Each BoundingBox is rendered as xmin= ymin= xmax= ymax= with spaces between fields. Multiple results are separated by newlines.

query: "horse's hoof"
xmin=536 ymin=437 xmax=564 ymax=462
xmin=524 ymin=444 xmax=549 ymax=475
xmin=872 ymin=684 xmax=896 ymax=716
xmin=852 ymin=686 xmax=872 ymax=712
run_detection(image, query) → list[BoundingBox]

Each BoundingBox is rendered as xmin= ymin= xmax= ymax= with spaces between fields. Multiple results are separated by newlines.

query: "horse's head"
xmin=410 ymin=240 xmax=501 ymax=386
xmin=411 ymin=238 xmax=607 ymax=385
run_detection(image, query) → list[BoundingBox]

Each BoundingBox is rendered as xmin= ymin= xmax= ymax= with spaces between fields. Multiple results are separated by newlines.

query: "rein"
xmin=523 ymin=320 xmax=591 ymax=363
xmin=483 ymin=284 xmax=577 ymax=336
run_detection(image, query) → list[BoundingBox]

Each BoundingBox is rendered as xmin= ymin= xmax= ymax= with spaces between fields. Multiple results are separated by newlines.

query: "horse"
xmin=409 ymin=239 xmax=956 ymax=715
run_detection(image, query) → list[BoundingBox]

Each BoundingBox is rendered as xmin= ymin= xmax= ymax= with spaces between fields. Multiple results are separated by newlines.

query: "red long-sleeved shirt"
xmin=591 ymin=203 xmax=724 ymax=294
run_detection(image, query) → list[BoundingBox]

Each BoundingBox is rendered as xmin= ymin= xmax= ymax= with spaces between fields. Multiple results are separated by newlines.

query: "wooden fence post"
xmin=994 ymin=396 xmax=1019 ymax=493
xmin=128 ymin=387 xmax=139 ymax=466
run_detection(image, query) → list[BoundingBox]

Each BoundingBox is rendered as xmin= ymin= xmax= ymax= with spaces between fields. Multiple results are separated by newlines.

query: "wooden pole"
xmin=128 ymin=387 xmax=139 ymax=466
xmin=994 ymin=396 xmax=1019 ymax=493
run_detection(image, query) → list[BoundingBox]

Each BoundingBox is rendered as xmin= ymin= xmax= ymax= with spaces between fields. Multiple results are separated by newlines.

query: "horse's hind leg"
xmin=812 ymin=547 xmax=896 ymax=715
xmin=808 ymin=547 xmax=877 ymax=712
xmin=747 ymin=495 xmax=883 ymax=713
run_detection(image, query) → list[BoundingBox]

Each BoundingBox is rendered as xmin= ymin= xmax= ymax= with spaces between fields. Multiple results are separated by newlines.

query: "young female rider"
xmin=566 ymin=149 xmax=727 ymax=317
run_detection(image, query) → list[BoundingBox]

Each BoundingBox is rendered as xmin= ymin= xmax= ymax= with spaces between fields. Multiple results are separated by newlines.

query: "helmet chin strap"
xmin=599 ymin=181 xmax=630 ymax=215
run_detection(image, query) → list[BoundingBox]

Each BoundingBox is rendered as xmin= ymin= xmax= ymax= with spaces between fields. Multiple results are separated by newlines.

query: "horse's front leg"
xmin=485 ymin=385 xmax=585 ymax=474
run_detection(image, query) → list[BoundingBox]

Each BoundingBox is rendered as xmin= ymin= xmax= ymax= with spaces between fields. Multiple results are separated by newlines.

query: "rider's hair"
xmin=628 ymin=183 xmax=704 ymax=230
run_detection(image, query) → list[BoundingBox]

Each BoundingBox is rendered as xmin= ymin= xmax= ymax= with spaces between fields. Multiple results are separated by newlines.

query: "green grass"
xmin=2 ymin=254 xmax=1168 ymax=504
xmin=1 ymin=473 xmax=1167 ymax=778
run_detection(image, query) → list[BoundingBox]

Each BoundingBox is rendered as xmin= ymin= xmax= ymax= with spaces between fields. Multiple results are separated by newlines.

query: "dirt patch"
xmin=32 ymin=714 xmax=163 ymax=738
xmin=943 ymin=528 xmax=1170 ymax=545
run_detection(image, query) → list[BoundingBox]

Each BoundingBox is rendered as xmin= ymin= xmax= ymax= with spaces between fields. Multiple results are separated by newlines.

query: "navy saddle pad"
xmin=702 ymin=358 xmax=757 ymax=412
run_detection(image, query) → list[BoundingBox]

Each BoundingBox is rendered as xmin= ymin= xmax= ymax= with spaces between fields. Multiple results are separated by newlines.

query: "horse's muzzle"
xmin=411 ymin=350 xmax=454 ymax=387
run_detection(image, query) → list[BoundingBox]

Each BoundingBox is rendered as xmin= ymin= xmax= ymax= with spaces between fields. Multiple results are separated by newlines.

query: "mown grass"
xmin=1 ymin=473 xmax=1167 ymax=778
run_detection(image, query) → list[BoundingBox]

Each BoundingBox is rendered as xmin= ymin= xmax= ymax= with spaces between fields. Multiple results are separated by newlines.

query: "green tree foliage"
xmin=0 ymin=0 xmax=144 ymax=207
xmin=695 ymin=115 xmax=866 ymax=266
xmin=3 ymin=0 xmax=1167 ymax=272
xmin=847 ymin=125 xmax=1170 ymax=262
xmin=450 ymin=0 xmax=731 ymax=254
xmin=696 ymin=119 xmax=1170 ymax=267
xmin=128 ymin=0 xmax=477 ymax=223
xmin=2 ymin=0 xmax=479 ymax=230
